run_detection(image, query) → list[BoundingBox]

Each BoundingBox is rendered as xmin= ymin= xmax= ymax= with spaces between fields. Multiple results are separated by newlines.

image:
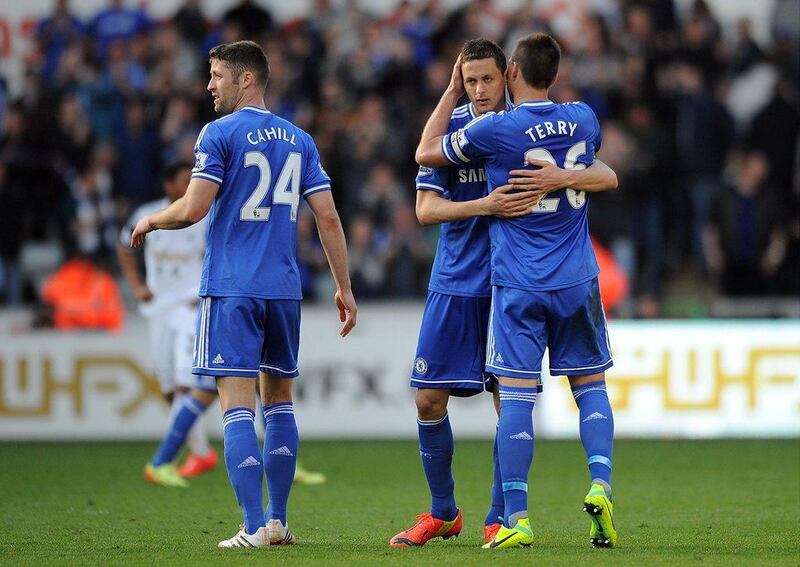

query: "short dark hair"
xmin=461 ymin=38 xmax=507 ymax=74
xmin=511 ymin=33 xmax=561 ymax=89
xmin=208 ymin=40 xmax=270 ymax=89
xmin=162 ymin=160 xmax=192 ymax=182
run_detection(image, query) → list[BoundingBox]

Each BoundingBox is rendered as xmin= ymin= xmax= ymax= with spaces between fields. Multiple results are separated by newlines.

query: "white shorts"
xmin=148 ymin=303 xmax=216 ymax=393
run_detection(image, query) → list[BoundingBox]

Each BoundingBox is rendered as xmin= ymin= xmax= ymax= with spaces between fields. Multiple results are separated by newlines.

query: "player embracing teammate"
xmin=131 ymin=41 xmax=356 ymax=548
xmin=403 ymin=33 xmax=619 ymax=550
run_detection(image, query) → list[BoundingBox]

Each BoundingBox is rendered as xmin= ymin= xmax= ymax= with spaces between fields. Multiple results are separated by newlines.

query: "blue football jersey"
xmin=416 ymin=103 xmax=491 ymax=298
xmin=442 ymin=100 xmax=601 ymax=291
xmin=191 ymin=105 xmax=331 ymax=299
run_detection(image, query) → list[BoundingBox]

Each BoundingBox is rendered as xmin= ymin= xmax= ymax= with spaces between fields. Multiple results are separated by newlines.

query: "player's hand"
xmin=507 ymin=158 xmax=573 ymax=193
xmin=335 ymin=288 xmax=357 ymax=337
xmin=447 ymin=54 xmax=465 ymax=97
xmin=130 ymin=216 xmax=155 ymax=248
xmin=133 ymin=283 xmax=154 ymax=303
xmin=484 ymin=184 xmax=544 ymax=218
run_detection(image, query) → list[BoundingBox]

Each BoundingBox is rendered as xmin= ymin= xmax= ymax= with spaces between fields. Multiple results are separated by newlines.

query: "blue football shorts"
xmin=410 ymin=291 xmax=494 ymax=397
xmin=485 ymin=277 xmax=612 ymax=384
xmin=192 ymin=296 xmax=300 ymax=379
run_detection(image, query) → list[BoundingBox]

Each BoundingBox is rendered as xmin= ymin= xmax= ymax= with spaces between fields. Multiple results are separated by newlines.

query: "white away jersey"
xmin=120 ymin=198 xmax=206 ymax=316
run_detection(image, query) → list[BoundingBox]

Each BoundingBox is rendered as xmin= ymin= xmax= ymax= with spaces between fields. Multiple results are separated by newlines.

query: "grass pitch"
xmin=0 ymin=439 xmax=798 ymax=566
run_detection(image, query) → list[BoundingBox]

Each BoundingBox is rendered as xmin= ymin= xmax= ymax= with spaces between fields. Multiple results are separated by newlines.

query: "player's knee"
xmin=497 ymin=376 xmax=539 ymax=390
xmin=192 ymin=388 xmax=217 ymax=406
xmin=261 ymin=374 xmax=293 ymax=405
xmin=415 ymin=390 xmax=448 ymax=421
xmin=568 ymin=372 xmax=605 ymax=389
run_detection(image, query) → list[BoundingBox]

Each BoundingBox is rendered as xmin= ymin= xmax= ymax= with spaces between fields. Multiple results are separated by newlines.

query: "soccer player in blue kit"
xmin=417 ymin=32 xmax=618 ymax=550
xmin=131 ymin=41 xmax=357 ymax=549
xmin=399 ymin=37 xmax=619 ymax=548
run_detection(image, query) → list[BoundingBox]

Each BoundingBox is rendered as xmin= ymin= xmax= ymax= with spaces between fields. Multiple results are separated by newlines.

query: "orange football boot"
xmin=178 ymin=448 xmax=219 ymax=477
xmin=484 ymin=523 xmax=502 ymax=544
xmin=389 ymin=510 xmax=462 ymax=547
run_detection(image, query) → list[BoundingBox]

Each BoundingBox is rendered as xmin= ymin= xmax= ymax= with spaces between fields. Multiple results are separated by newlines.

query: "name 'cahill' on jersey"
xmin=442 ymin=100 xmax=601 ymax=292
xmin=416 ymin=103 xmax=490 ymax=298
xmin=192 ymin=106 xmax=331 ymax=299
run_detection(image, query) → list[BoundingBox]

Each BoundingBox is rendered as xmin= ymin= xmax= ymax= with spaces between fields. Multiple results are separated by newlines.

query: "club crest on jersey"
xmin=414 ymin=357 xmax=428 ymax=375
xmin=193 ymin=151 xmax=208 ymax=172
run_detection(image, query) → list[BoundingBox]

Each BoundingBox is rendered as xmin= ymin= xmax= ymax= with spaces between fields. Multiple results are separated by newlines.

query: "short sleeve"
xmin=301 ymin=137 xmax=332 ymax=198
xmin=415 ymin=165 xmax=449 ymax=195
xmin=442 ymin=112 xmax=498 ymax=165
xmin=191 ymin=122 xmax=226 ymax=185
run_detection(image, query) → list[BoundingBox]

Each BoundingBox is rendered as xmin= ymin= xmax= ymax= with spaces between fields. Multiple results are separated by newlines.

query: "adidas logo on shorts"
xmin=269 ymin=446 xmax=294 ymax=457
xmin=510 ymin=431 xmax=533 ymax=441
xmin=213 ymin=353 xmax=225 ymax=364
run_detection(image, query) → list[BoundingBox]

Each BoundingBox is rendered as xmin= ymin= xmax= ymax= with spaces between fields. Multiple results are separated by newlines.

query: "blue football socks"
xmin=262 ymin=402 xmax=298 ymax=524
xmin=222 ymin=407 xmax=264 ymax=535
xmin=418 ymin=412 xmax=457 ymax=522
xmin=485 ymin=426 xmax=505 ymax=526
xmin=152 ymin=395 xmax=208 ymax=466
xmin=497 ymin=384 xmax=537 ymax=527
xmin=572 ymin=381 xmax=614 ymax=494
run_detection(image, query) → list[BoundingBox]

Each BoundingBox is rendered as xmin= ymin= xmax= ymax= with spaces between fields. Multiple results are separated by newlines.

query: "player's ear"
xmin=241 ymin=70 xmax=254 ymax=89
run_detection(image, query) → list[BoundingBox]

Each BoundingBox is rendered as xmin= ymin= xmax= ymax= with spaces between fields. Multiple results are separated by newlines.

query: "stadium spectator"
xmin=89 ymin=0 xmax=151 ymax=61
xmin=34 ymin=0 xmax=86 ymax=85
xmin=40 ymin=253 xmax=124 ymax=332
xmin=347 ymin=215 xmax=388 ymax=299
xmin=384 ymin=204 xmax=430 ymax=297
xmin=69 ymin=149 xmax=117 ymax=260
xmin=0 ymin=161 xmax=24 ymax=305
xmin=172 ymin=0 xmax=208 ymax=48
xmin=222 ymin=0 xmax=274 ymax=42
xmin=115 ymin=97 xmax=161 ymax=206
xmin=703 ymin=150 xmax=787 ymax=296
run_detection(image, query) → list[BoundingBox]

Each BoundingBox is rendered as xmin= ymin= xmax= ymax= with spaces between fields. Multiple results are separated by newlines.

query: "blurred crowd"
xmin=0 ymin=0 xmax=797 ymax=319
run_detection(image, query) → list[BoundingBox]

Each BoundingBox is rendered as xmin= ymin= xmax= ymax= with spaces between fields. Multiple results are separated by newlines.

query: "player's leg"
xmin=484 ymin=385 xmax=503 ymax=543
xmin=171 ymin=307 xmax=218 ymax=475
xmin=216 ymin=375 xmax=268 ymax=546
xmin=392 ymin=293 xmax=489 ymax=547
xmin=178 ymin=385 xmax=220 ymax=478
xmin=259 ymin=299 xmax=301 ymax=545
xmin=148 ymin=387 xmax=215 ymax=481
xmin=548 ymin=277 xmax=616 ymax=547
xmin=194 ymin=296 xmax=267 ymax=547
xmin=570 ymin=372 xmax=616 ymax=547
xmin=254 ymin=384 xmax=325 ymax=486
xmin=416 ymin=387 xmax=457 ymax=521
xmin=144 ymin=313 xmax=188 ymax=487
xmin=483 ymin=286 xmax=545 ymax=549
xmin=259 ymin=373 xmax=298 ymax=544
xmin=152 ymin=307 xmax=219 ymax=479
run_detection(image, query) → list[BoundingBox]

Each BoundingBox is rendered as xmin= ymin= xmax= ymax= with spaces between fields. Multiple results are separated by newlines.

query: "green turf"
xmin=0 ymin=439 xmax=798 ymax=566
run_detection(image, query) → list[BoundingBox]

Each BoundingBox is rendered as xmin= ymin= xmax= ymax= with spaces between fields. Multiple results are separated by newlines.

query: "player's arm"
xmin=306 ymin=191 xmax=357 ymax=337
xmin=130 ymin=178 xmax=219 ymax=247
xmin=415 ymin=56 xmax=465 ymax=167
xmin=506 ymin=158 xmax=618 ymax=194
xmin=416 ymin=186 xmax=544 ymax=225
xmin=115 ymin=243 xmax=153 ymax=302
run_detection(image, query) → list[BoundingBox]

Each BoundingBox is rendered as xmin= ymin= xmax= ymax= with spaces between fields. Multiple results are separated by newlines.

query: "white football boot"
xmin=217 ymin=525 xmax=269 ymax=548
xmin=267 ymin=519 xmax=297 ymax=545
